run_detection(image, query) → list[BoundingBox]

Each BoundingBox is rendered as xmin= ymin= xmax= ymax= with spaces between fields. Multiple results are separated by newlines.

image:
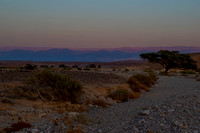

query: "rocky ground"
xmin=83 ymin=76 xmax=200 ymax=133
xmin=1 ymin=71 xmax=200 ymax=133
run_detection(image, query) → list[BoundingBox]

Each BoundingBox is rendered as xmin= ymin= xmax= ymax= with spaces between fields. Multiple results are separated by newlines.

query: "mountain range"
xmin=0 ymin=46 xmax=200 ymax=62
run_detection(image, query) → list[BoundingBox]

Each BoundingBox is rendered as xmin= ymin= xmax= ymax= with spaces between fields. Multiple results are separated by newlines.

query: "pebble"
xmin=98 ymin=129 xmax=103 ymax=133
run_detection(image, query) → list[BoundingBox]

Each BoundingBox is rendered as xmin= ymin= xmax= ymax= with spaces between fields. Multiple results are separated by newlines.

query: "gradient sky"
xmin=0 ymin=0 xmax=200 ymax=48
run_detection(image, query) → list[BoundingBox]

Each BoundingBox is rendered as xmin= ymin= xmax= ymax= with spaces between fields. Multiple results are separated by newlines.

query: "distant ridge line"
xmin=0 ymin=46 xmax=199 ymax=62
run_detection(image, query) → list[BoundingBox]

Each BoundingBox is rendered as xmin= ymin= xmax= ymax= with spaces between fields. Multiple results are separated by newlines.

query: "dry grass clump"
xmin=13 ymin=70 xmax=82 ymax=103
xmin=127 ymin=78 xmax=143 ymax=92
xmin=109 ymin=87 xmax=130 ymax=102
xmin=127 ymin=71 xmax=158 ymax=93
xmin=180 ymin=70 xmax=196 ymax=76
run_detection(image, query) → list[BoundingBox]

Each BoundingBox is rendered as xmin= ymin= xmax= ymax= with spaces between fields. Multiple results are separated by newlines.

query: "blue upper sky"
xmin=0 ymin=0 xmax=200 ymax=48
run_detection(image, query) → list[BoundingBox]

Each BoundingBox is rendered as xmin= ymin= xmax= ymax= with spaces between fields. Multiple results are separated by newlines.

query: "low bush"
xmin=130 ymin=73 xmax=152 ymax=87
xmin=25 ymin=70 xmax=82 ymax=103
xmin=109 ymin=88 xmax=129 ymax=102
xmin=127 ymin=71 xmax=158 ymax=92
xmin=24 ymin=64 xmax=37 ymax=70
xmin=127 ymin=78 xmax=143 ymax=92
xmin=181 ymin=70 xmax=196 ymax=75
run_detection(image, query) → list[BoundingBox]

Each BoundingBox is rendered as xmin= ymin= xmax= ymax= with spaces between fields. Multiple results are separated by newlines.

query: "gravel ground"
xmin=84 ymin=76 xmax=200 ymax=133
xmin=2 ymin=76 xmax=200 ymax=133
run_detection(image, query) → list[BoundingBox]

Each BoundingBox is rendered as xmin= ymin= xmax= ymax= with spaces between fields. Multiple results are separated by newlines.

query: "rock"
xmin=12 ymin=116 xmax=19 ymax=121
xmin=106 ymin=97 xmax=116 ymax=105
xmin=174 ymin=121 xmax=182 ymax=127
xmin=123 ymin=126 xmax=128 ymax=130
xmin=18 ymin=115 xmax=26 ymax=122
xmin=99 ymin=96 xmax=106 ymax=102
xmin=167 ymin=109 xmax=174 ymax=113
xmin=140 ymin=110 xmax=151 ymax=115
xmin=68 ymin=112 xmax=79 ymax=118
xmin=148 ymin=117 xmax=153 ymax=120
xmin=31 ymin=128 xmax=39 ymax=133
xmin=182 ymin=123 xmax=188 ymax=129
xmin=98 ymin=129 xmax=103 ymax=133
xmin=160 ymin=123 xmax=166 ymax=127
xmin=193 ymin=131 xmax=198 ymax=133
xmin=160 ymin=112 xmax=166 ymax=117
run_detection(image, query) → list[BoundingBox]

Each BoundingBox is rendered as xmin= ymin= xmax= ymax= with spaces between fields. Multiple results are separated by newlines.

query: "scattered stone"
xmin=174 ymin=121 xmax=182 ymax=126
xmin=31 ymin=128 xmax=39 ymax=133
xmin=98 ymin=129 xmax=103 ymax=133
xmin=68 ymin=112 xmax=79 ymax=118
xmin=139 ymin=110 xmax=151 ymax=115
xmin=167 ymin=109 xmax=174 ymax=113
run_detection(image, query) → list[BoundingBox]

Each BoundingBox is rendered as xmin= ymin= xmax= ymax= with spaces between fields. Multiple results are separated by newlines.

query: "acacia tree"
xmin=140 ymin=50 xmax=197 ymax=74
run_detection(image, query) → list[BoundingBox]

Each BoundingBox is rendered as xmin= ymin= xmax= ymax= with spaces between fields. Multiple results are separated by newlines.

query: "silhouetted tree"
xmin=140 ymin=50 xmax=197 ymax=74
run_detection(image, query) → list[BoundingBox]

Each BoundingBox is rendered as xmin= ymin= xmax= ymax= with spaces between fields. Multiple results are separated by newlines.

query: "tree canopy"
xmin=140 ymin=50 xmax=197 ymax=73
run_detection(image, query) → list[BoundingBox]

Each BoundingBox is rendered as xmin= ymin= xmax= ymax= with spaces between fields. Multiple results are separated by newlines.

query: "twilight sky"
xmin=0 ymin=0 xmax=200 ymax=48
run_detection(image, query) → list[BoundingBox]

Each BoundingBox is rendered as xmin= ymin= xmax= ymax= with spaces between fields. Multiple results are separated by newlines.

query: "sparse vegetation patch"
xmin=23 ymin=70 xmax=83 ymax=103
xmin=109 ymin=87 xmax=129 ymax=102
xmin=127 ymin=71 xmax=158 ymax=93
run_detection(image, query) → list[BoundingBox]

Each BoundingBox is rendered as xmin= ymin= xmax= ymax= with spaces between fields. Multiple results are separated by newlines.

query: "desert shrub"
xmin=125 ymin=69 xmax=129 ymax=72
xmin=147 ymin=70 xmax=158 ymax=81
xmin=181 ymin=70 xmax=196 ymax=75
xmin=24 ymin=64 xmax=36 ymax=70
xmin=127 ymin=72 xmax=157 ymax=92
xmin=89 ymin=64 xmax=96 ymax=68
xmin=127 ymin=78 xmax=143 ymax=92
xmin=4 ymin=122 xmax=32 ymax=133
xmin=25 ymin=70 xmax=82 ymax=103
xmin=72 ymin=65 xmax=78 ymax=68
xmin=1 ymin=98 xmax=14 ymax=105
xmin=131 ymin=73 xmax=153 ymax=87
xmin=78 ymin=68 xmax=82 ymax=71
xmin=109 ymin=88 xmax=129 ymax=102
xmin=83 ymin=68 xmax=90 ymax=71
xmin=59 ymin=64 xmax=65 ymax=68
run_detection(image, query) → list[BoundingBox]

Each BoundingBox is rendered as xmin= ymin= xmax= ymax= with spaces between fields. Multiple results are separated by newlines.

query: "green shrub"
xmin=109 ymin=88 xmax=129 ymax=102
xmin=26 ymin=70 xmax=82 ymax=103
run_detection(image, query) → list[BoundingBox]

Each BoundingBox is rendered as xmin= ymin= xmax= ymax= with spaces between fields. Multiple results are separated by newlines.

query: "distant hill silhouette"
xmin=0 ymin=46 xmax=200 ymax=62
